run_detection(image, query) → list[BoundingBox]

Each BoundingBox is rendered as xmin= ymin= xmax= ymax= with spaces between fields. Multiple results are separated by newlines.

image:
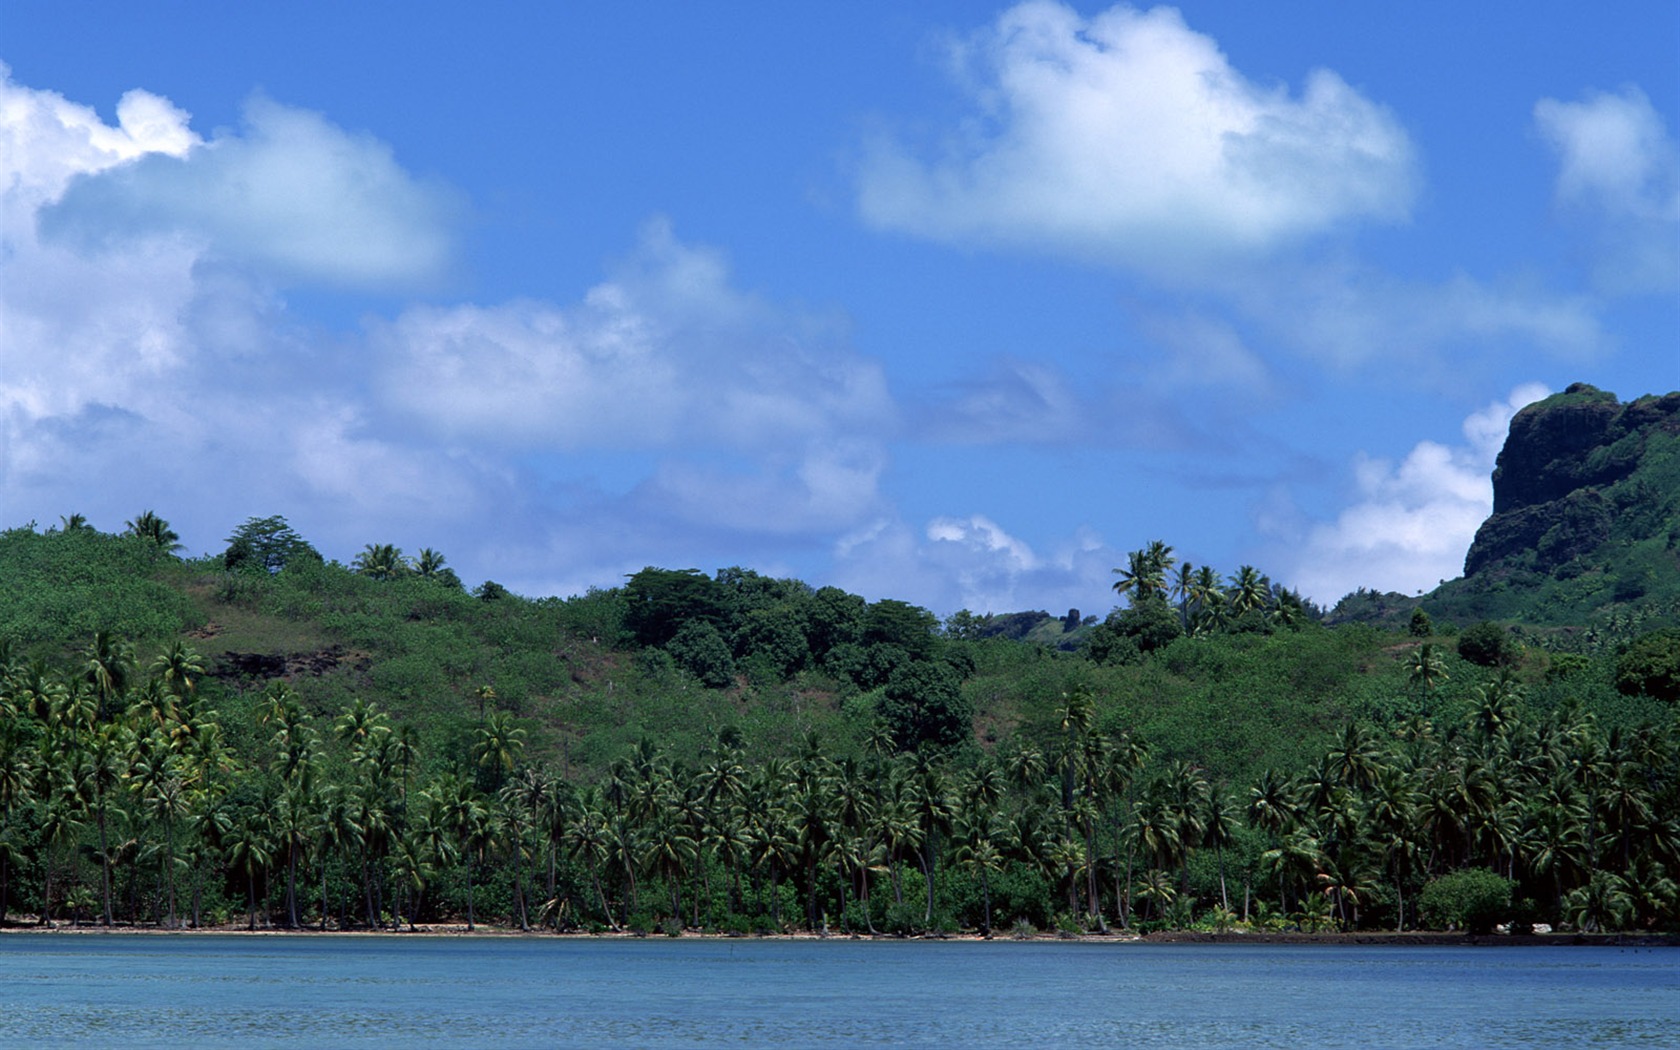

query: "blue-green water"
xmin=1 ymin=935 xmax=1675 ymax=1048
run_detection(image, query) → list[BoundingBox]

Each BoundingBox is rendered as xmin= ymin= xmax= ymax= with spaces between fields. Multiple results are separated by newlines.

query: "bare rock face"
xmin=1464 ymin=384 xmax=1680 ymax=577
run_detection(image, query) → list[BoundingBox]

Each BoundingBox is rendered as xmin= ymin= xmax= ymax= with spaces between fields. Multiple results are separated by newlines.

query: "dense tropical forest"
xmin=1 ymin=385 xmax=1677 ymax=937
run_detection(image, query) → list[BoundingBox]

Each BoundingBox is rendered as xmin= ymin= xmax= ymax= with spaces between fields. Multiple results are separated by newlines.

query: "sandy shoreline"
xmin=4 ymin=920 xmax=1675 ymax=947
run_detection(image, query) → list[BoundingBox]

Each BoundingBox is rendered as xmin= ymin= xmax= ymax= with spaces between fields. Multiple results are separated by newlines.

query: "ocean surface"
xmin=1 ymin=934 xmax=1675 ymax=1048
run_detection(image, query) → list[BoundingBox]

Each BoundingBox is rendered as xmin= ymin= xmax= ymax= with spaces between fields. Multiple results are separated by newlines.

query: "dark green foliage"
xmin=1106 ymin=592 xmax=1182 ymax=653
xmin=804 ymin=586 xmax=865 ymax=660
xmin=222 ymin=515 xmax=320 ymax=575
xmin=828 ymin=642 xmax=909 ymax=690
xmin=1419 ymin=869 xmax=1514 ymax=934
xmin=879 ymin=660 xmax=970 ymax=751
xmin=1408 ymin=608 xmax=1433 ymax=637
xmin=666 ymin=620 xmax=736 ymax=688
xmin=1616 ymin=628 xmax=1680 ymax=702
xmin=1457 ymin=621 xmax=1517 ymax=667
xmin=863 ymin=599 xmax=940 ymax=660
xmin=734 ymin=605 xmax=810 ymax=679
xmin=623 ymin=568 xmax=726 ymax=647
xmin=1079 ymin=625 xmax=1140 ymax=667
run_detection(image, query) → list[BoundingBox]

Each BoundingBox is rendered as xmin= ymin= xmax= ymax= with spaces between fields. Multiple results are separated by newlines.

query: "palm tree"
xmin=1325 ymin=723 xmax=1385 ymax=793
xmin=1170 ymin=563 xmax=1196 ymax=627
xmin=38 ymin=794 xmax=84 ymax=926
xmin=414 ymin=548 xmax=449 ymax=579
xmin=956 ymin=836 xmax=1004 ymax=935
xmin=352 ymin=543 xmax=409 ymax=580
xmin=82 ymin=722 xmax=132 ymax=925
xmin=224 ymin=813 xmax=274 ymax=930
xmin=84 ymin=631 xmax=135 ymax=723
xmin=142 ymin=770 xmax=191 ymax=928
xmin=1112 ymin=542 xmax=1174 ymax=606
xmin=1408 ymin=643 xmax=1450 ymax=698
xmin=151 ymin=641 xmax=204 ymax=702
xmin=1203 ymin=787 xmax=1238 ymax=914
xmin=437 ymin=776 xmax=489 ymax=929
xmin=1228 ymin=565 xmax=1271 ymax=618
xmin=474 ymin=712 xmax=526 ymax=792
xmin=566 ymin=792 xmax=620 ymax=930
xmin=125 ymin=511 xmax=182 ymax=553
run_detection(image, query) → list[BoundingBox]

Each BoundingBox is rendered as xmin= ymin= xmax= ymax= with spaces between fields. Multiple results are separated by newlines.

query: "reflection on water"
xmin=4 ymin=936 xmax=1677 ymax=1049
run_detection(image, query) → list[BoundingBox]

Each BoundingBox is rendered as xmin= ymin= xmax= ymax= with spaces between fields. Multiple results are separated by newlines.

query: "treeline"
xmin=1 ymin=633 xmax=1675 ymax=935
xmin=0 ymin=516 xmax=1676 ymax=935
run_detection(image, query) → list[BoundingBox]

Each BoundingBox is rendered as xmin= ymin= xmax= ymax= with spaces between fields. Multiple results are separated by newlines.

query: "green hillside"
xmin=0 ymin=387 xmax=1676 ymax=937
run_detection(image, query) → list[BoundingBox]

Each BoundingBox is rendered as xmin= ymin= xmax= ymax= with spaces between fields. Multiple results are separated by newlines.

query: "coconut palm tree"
xmin=82 ymin=722 xmax=132 ymax=925
xmin=1408 ymin=643 xmax=1450 ymax=698
xmin=1228 ymin=565 xmax=1271 ymax=618
xmin=474 ymin=712 xmax=526 ymax=792
xmin=1111 ymin=542 xmax=1174 ymax=605
xmin=84 ymin=631 xmax=135 ymax=723
xmin=124 ymin=511 xmax=182 ymax=552
xmin=352 ymin=543 xmax=409 ymax=581
xmin=224 ymin=812 xmax=275 ymax=930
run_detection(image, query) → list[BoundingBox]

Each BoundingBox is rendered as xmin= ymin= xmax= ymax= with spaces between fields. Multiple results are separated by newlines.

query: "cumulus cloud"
xmin=0 ymin=67 xmax=898 ymax=598
xmin=857 ymin=1 xmax=1416 ymax=276
xmin=1281 ymin=383 xmax=1551 ymax=604
xmin=0 ymin=64 xmax=197 ymax=223
xmin=42 ymin=94 xmax=456 ymax=289
xmin=374 ymin=219 xmax=893 ymax=452
xmin=833 ymin=514 xmax=1116 ymax=615
xmin=1535 ymin=86 xmax=1680 ymax=295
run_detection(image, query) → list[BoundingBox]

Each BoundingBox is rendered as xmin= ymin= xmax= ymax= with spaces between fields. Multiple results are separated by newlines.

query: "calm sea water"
xmin=0 ymin=934 xmax=1675 ymax=1048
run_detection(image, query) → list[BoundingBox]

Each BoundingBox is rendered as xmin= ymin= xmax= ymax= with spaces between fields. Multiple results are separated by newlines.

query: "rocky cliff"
xmin=1463 ymin=384 xmax=1680 ymax=580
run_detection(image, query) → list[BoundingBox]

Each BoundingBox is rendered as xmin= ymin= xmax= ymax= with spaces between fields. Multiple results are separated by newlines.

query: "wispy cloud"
xmin=856 ymin=2 xmax=1416 ymax=277
xmin=1535 ymin=86 xmax=1680 ymax=296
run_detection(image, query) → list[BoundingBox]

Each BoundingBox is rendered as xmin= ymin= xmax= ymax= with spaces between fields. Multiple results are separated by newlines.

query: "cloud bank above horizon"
xmin=1 ymin=3 xmax=1672 ymax=619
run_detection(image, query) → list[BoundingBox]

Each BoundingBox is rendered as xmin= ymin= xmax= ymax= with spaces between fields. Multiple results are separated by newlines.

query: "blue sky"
xmin=2 ymin=2 xmax=1675 ymax=617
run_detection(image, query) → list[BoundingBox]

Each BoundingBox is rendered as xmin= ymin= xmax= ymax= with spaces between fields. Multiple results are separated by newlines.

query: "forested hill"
xmin=0 ymin=385 xmax=1677 ymax=936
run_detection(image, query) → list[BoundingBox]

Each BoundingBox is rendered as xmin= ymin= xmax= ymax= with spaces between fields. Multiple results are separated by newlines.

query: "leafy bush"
xmin=666 ymin=619 xmax=736 ymax=688
xmin=1615 ymin=628 xmax=1680 ymax=702
xmin=1457 ymin=621 xmax=1517 ymax=667
xmin=1419 ymin=869 xmax=1513 ymax=934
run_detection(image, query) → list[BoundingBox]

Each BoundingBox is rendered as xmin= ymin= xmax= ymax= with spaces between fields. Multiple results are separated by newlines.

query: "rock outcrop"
xmin=1463 ymin=384 xmax=1680 ymax=578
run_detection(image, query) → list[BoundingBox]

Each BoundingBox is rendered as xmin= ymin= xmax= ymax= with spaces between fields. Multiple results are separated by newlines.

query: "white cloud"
xmin=1282 ymin=383 xmax=1551 ymax=604
xmin=1230 ymin=265 xmax=1608 ymax=374
xmin=42 ymin=94 xmax=456 ymax=289
xmin=1139 ymin=310 xmax=1272 ymax=392
xmin=919 ymin=359 xmax=1089 ymax=444
xmin=857 ymin=2 xmax=1416 ymax=276
xmin=833 ymin=514 xmax=1115 ymax=616
xmin=0 ymin=63 xmax=197 ymax=225
xmin=0 ymin=67 xmax=897 ymax=597
xmin=375 ymin=219 xmax=893 ymax=453
xmin=1535 ymin=86 xmax=1680 ymax=295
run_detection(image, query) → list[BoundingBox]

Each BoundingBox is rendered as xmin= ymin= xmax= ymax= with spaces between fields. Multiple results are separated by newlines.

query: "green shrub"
xmin=1419 ymin=869 xmax=1513 ymax=934
xmin=1458 ymin=621 xmax=1517 ymax=668
xmin=1616 ymin=628 xmax=1680 ymax=702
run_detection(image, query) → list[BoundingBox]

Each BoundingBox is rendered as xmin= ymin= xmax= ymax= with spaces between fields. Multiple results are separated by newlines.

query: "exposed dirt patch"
xmin=210 ymin=645 xmax=371 ymax=684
